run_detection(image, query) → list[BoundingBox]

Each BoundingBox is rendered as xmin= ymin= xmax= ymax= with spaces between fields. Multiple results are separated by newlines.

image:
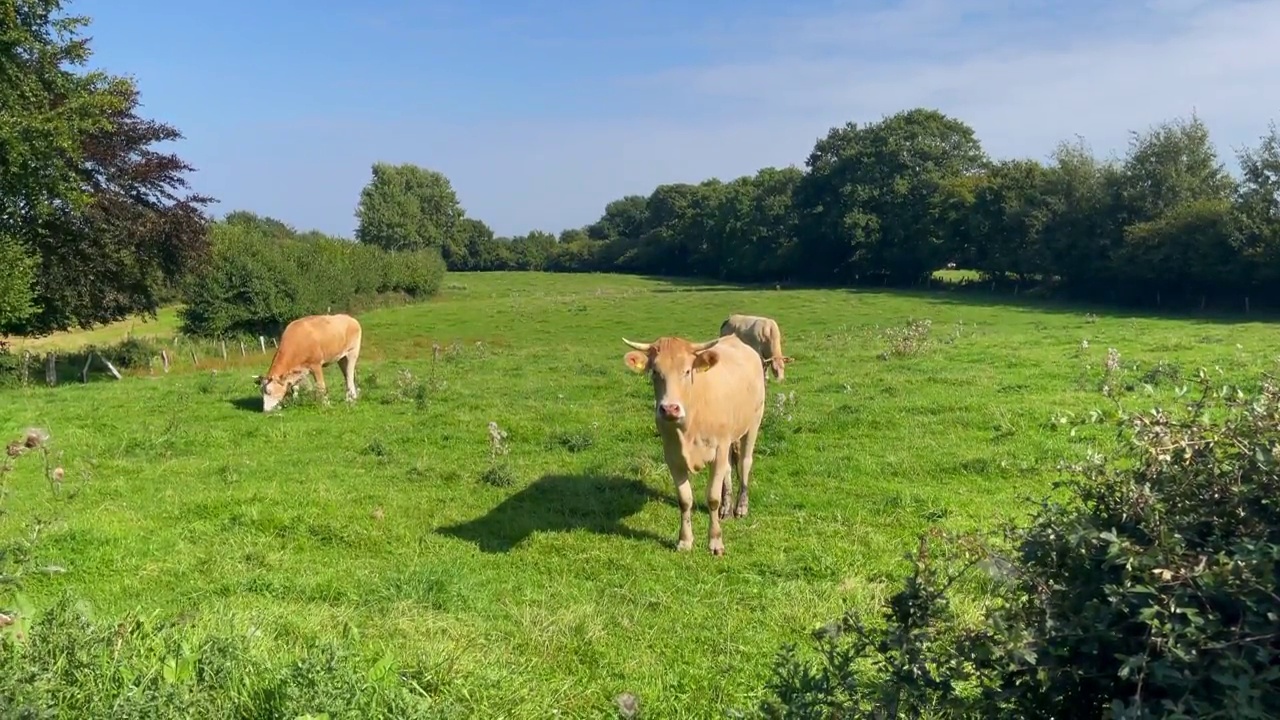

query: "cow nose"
xmin=659 ymin=402 xmax=682 ymax=419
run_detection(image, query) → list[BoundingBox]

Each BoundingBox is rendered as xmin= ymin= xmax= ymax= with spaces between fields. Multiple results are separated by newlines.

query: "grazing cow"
xmin=718 ymin=313 xmax=794 ymax=381
xmin=622 ymin=334 xmax=766 ymax=556
xmin=254 ymin=313 xmax=363 ymax=412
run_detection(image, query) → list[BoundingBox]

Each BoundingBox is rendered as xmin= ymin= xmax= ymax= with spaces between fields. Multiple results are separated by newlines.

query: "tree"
xmin=1234 ymin=124 xmax=1280 ymax=289
xmin=222 ymin=210 xmax=296 ymax=240
xmin=965 ymin=159 xmax=1054 ymax=284
xmin=507 ymin=230 xmax=557 ymax=271
xmin=794 ymin=108 xmax=988 ymax=284
xmin=1118 ymin=115 xmax=1235 ymax=224
xmin=587 ymin=194 xmax=648 ymax=269
xmin=1037 ymin=138 xmax=1125 ymax=297
xmin=0 ymin=0 xmax=214 ymax=335
xmin=354 ymin=162 xmax=464 ymax=253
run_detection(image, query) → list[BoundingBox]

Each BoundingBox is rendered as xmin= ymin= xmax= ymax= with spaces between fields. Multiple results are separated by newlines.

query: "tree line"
xmin=420 ymin=109 xmax=1280 ymax=312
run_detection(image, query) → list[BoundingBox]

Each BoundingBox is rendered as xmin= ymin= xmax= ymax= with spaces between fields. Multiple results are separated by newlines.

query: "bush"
xmin=760 ymin=368 xmax=1280 ymax=719
xmin=179 ymin=221 xmax=446 ymax=338
xmin=0 ymin=342 xmax=21 ymax=388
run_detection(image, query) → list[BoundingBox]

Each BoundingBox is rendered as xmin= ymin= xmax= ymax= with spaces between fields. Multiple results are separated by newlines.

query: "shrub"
xmin=179 ymin=221 xmax=446 ymax=338
xmin=760 ymin=368 xmax=1280 ymax=719
xmin=0 ymin=342 xmax=22 ymax=388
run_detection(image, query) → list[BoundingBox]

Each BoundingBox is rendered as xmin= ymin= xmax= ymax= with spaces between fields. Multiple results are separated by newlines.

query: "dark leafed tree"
xmin=354 ymin=162 xmax=464 ymax=253
xmin=0 ymin=0 xmax=215 ymax=335
xmin=22 ymin=80 xmax=215 ymax=334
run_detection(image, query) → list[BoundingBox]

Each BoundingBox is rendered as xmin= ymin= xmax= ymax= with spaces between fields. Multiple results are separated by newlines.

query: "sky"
xmin=79 ymin=0 xmax=1280 ymax=238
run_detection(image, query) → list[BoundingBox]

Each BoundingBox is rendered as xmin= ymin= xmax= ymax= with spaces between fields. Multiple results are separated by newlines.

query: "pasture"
xmin=3 ymin=272 xmax=1278 ymax=717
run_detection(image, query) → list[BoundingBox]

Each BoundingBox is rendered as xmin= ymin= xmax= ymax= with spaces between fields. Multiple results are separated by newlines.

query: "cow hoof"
xmin=718 ymin=504 xmax=733 ymax=520
xmin=676 ymin=539 xmax=693 ymax=552
xmin=709 ymin=539 xmax=725 ymax=556
xmin=734 ymin=505 xmax=749 ymax=518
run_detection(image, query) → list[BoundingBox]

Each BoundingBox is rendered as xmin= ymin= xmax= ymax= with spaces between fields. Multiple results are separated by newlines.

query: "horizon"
xmin=82 ymin=0 xmax=1280 ymax=238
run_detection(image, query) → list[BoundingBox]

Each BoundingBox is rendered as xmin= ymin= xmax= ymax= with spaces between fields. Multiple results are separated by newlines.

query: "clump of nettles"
xmin=878 ymin=318 xmax=933 ymax=359
xmin=479 ymin=421 xmax=514 ymax=487
xmin=387 ymin=368 xmax=429 ymax=407
xmin=758 ymin=368 xmax=1280 ymax=720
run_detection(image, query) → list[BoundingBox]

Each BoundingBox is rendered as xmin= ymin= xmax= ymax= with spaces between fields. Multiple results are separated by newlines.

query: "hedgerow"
xmin=178 ymin=221 xmax=445 ymax=338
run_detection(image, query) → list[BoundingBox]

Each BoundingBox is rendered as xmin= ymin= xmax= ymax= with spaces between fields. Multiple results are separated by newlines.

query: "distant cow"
xmin=622 ymin=333 xmax=766 ymax=556
xmin=254 ymin=313 xmax=363 ymax=412
xmin=718 ymin=314 xmax=794 ymax=381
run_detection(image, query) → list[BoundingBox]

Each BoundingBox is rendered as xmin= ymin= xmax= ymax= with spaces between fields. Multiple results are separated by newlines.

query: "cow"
xmin=718 ymin=313 xmax=794 ymax=382
xmin=253 ymin=313 xmax=363 ymax=413
xmin=622 ymin=333 xmax=766 ymax=556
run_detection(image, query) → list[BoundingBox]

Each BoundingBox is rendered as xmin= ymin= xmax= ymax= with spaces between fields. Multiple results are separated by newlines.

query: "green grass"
xmin=3 ymin=271 xmax=1279 ymax=717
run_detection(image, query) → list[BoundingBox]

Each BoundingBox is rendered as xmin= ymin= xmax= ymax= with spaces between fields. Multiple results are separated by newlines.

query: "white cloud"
xmin=196 ymin=0 xmax=1280 ymax=237
xmin=638 ymin=0 xmax=1280 ymax=161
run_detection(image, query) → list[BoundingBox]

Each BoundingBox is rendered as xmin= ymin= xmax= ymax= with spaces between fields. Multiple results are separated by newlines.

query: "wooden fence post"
xmin=45 ymin=353 xmax=57 ymax=386
xmin=259 ymin=336 xmax=266 ymax=353
xmin=161 ymin=350 xmax=171 ymax=373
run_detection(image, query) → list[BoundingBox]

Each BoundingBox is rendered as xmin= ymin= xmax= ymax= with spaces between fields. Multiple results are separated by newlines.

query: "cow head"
xmin=622 ymin=336 xmax=722 ymax=426
xmin=253 ymin=370 xmax=306 ymax=412
xmin=764 ymin=355 xmax=795 ymax=381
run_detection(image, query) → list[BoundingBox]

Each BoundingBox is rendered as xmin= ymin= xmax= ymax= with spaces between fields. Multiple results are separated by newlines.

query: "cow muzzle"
xmin=657 ymin=401 xmax=685 ymax=422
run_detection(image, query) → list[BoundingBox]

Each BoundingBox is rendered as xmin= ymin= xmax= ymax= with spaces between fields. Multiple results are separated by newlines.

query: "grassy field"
xmin=3 ymin=271 xmax=1279 ymax=717
xmin=1 ymin=305 xmax=183 ymax=352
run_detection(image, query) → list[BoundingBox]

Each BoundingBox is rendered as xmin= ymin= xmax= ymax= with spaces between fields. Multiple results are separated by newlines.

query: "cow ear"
xmin=624 ymin=351 xmax=650 ymax=373
xmin=693 ymin=349 xmax=719 ymax=372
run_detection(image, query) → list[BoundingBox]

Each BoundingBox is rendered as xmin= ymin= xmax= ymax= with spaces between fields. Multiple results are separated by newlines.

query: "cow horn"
xmin=691 ymin=337 xmax=721 ymax=352
xmin=622 ymin=338 xmax=651 ymax=351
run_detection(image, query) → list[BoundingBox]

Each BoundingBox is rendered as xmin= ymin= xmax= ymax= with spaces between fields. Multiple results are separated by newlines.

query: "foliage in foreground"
xmin=761 ymin=369 xmax=1280 ymax=719
xmin=179 ymin=213 xmax=447 ymax=338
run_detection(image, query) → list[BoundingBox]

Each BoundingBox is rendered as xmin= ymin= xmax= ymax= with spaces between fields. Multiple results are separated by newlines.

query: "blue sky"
xmin=81 ymin=0 xmax=1280 ymax=238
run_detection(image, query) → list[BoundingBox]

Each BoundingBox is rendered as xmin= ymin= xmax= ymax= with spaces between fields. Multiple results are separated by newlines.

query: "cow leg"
xmin=338 ymin=348 xmax=359 ymax=402
xmin=719 ymin=440 xmax=738 ymax=519
xmin=734 ymin=424 xmax=760 ymax=518
xmin=309 ymin=361 xmax=327 ymax=394
xmin=707 ymin=446 xmax=732 ymax=556
xmin=670 ymin=467 xmax=695 ymax=552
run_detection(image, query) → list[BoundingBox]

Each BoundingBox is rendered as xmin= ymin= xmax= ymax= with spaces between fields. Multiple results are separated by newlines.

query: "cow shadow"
xmin=435 ymin=473 xmax=674 ymax=553
xmin=230 ymin=396 xmax=261 ymax=412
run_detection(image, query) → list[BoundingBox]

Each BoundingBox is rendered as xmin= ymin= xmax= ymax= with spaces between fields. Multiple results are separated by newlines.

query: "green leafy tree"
xmin=354 ymin=162 xmax=464 ymax=252
xmin=965 ymin=159 xmax=1054 ymax=284
xmin=0 ymin=0 xmax=213 ymax=335
xmin=794 ymin=108 xmax=987 ymax=284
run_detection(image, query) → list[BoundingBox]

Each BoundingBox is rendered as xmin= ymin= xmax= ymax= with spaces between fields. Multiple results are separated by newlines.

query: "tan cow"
xmin=718 ymin=313 xmax=794 ymax=381
xmin=622 ymin=333 xmax=766 ymax=556
xmin=254 ymin=313 xmax=363 ymax=412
